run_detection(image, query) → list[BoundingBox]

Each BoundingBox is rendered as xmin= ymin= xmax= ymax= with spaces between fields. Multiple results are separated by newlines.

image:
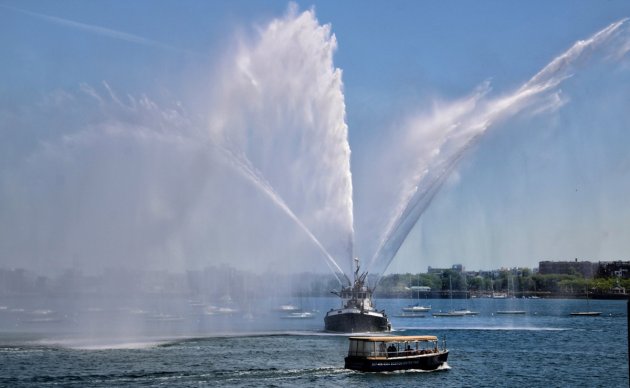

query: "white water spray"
xmin=213 ymin=144 xmax=350 ymax=285
xmin=208 ymin=6 xmax=355 ymax=277
xmin=366 ymin=18 xmax=630 ymax=282
xmin=2 ymin=5 xmax=628 ymax=294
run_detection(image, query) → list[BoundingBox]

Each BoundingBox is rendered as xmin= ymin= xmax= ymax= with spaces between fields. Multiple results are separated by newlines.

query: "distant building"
xmin=610 ymin=285 xmax=627 ymax=295
xmin=409 ymin=286 xmax=431 ymax=292
xmin=597 ymin=261 xmax=630 ymax=279
xmin=477 ymin=270 xmax=500 ymax=278
xmin=428 ymin=264 xmax=464 ymax=274
xmin=538 ymin=260 xmax=598 ymax=278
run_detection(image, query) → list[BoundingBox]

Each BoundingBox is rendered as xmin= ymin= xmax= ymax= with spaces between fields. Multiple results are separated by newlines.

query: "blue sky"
xmin=1 ymin=1 xmax=629 ymax=276
xmin=3 ymin=1 xmax=628 ymax=103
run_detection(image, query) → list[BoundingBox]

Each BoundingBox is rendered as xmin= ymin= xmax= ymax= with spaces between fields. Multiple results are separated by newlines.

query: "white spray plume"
xmin=366 ymin=18 xmax=630 ymax=281
xmin=208 ymin=6 xmax=355 ymax=277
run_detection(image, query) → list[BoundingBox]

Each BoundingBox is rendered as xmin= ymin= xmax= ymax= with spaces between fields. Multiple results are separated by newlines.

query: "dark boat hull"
xmin=345 ymin=351 xmax=448 ymax=372
xmin=324 ymin=311 xmax=390 ymax=332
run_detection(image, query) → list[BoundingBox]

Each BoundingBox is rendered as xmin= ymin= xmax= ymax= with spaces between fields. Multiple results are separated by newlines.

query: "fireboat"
xmin=324 ymin=259 xmax=391 ymax=333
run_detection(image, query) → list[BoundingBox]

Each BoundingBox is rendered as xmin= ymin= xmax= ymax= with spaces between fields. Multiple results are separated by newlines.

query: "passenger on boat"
xmin=387 ymin=344 xmax=396 ymax=356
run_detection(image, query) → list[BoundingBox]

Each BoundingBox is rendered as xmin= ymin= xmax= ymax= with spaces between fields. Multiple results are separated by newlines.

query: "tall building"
xmin=597 ymin=261 xmax=630 ymax=279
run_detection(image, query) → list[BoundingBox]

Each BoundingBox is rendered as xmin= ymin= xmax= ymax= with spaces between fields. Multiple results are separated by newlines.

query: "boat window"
xmin=348 ymin=340 xmax=380 ymax=357
xmin=349 ymin=340 xmax=358 ymax=355
xmin=377 ymin=342 xmax=387 ymax=357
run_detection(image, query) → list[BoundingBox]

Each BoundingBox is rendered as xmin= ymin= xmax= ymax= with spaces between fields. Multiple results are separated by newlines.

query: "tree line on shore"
xmin=4 ymin=266 xmax=627 ymax=299
xmin=374 ymin=268 xmax=630 ymax=298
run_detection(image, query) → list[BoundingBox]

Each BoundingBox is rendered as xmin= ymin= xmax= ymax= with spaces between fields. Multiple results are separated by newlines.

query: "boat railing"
xmin=385 ymin=348 xmax=440 ymax=358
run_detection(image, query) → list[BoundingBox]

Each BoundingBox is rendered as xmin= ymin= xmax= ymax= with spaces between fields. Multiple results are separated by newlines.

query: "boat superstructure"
xmin=324 ymin=259 xmax=391 ymax=332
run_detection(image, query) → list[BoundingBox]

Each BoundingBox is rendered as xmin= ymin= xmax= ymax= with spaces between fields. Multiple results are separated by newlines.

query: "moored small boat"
xmin=432 ymin=276 xmax=477 ymax=317
xmin=281 ymin=311 xmax=315 ymax=319
xmin=451 ymin=308 xmax=479 ymax=316
xmin=273 ymin=304 xmax=301 ymax=313
xmin=569 ymin=311 xmax=602 ymax=316
xmin=403 ymin=277 xmax=431 ymax=312
xmin=393 ymin=312 xmax=426 ymax=318
xmin=570 ymin=286 xmax=601 ymax=316
xmin=432 ymin=311 xmax=466 ymax=317
xmin=344 ymin=335 xmax=448 ymax=372
xmin=402 ymin=304 xmax=431 ymax=313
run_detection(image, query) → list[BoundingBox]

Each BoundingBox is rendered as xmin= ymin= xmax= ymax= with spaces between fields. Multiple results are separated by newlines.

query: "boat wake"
xmin=367 ymin=362 xmax=451 ymax=374
xmin=29 ymin=330 xmax=344 ymax=349
xmin=33 ymin=337 xmax=175 ymax=350
xmin=228 ymin=365 xmax=348 ymax=381
xmin=395 ymin=325 xmax=567 ymax=332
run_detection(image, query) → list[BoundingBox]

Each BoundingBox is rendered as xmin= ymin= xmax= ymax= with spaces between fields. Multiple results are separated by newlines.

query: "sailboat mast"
xmin=449 ymin=275 xmax=453 ymax=311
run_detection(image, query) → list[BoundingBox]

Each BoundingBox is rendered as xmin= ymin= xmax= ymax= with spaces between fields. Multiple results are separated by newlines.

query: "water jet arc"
xmin=213 ymin=143 xmax=351 ymax=286
xmin=366 ymin=17 xmax=630 ymax=286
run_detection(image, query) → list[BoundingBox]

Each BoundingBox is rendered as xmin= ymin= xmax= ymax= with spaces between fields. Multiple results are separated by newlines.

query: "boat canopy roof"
xmin=349 ymin=335 xmax=437 ymax=342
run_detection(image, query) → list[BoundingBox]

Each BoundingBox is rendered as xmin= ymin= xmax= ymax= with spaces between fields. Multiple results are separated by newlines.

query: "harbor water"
xmin=0 ymin=298 xmax=627 ymax=387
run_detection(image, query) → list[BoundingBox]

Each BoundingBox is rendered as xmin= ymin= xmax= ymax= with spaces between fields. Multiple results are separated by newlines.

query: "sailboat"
xmin=570 ymin=284 xmax=602 ymax=316
xmin=401 ymin=275 xmax=431 ymax=314
xmin=451 ymin=275 xmax=479 ymax=316
xmin=433 ymin=276 xmax=467 ymax=317
xmin=496 ymin=275 xmax=526 ymax=315
xmin=280 ymin=294 xmax=316 ymax=319
xmin=491 ymin=279 xmax=507 ymax=298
